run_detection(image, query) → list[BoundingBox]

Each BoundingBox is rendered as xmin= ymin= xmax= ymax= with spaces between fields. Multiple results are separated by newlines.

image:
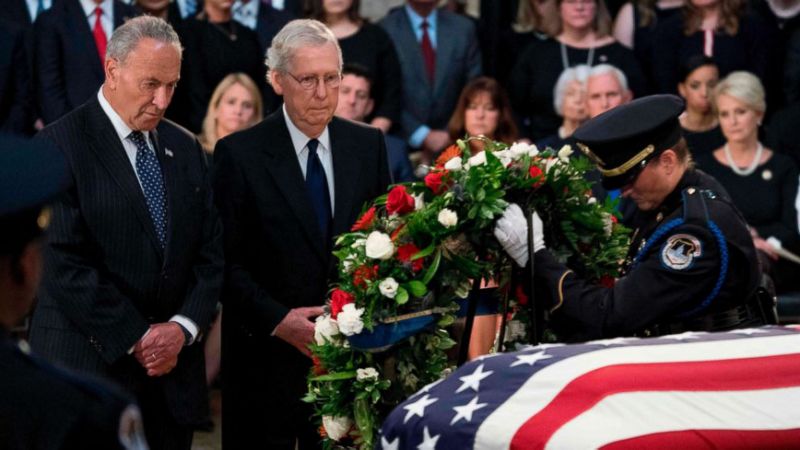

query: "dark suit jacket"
xmin=0 ymin=0 xmax=34 ymax=29
xmin=380 ymin=7 xmax=482 ymax=142
xmin=212 ymin=112 xmax=391 ymax=446
xmin=34 ymin=0 xmax=137 ymax=124
xmin=29 ymin=97 xmax=224 ymax=426
xmin=0 ymin=19 xmax=34 ymax=135
xmin=254 ymin=3 xmax=294 ymax=53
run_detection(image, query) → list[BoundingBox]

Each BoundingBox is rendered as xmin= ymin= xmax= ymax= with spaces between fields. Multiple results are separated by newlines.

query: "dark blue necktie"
xmin=130 ymin=131 xmax=168 ymax=249
xmin=305 ymin=139 xmax=331 ymax=239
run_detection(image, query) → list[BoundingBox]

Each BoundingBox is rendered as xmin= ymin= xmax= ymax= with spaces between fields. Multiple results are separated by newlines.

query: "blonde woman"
xmin=199 ymin=73 xmax=263 ymax=154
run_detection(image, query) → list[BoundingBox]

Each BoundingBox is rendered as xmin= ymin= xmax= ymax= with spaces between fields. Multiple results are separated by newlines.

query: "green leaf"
xmin=395 ymin=287 xmax=409 ymax=305
xmin=411 ymin=243 xmax=436 ymax=260
xmin=353 ymin=397 xmax=374 ymax=448
xmin=309 ymin=370 xmax=357 ymax=382
xmin=421 ymin=249 xmax=442 ymax=285
xmin=406 ymin=280 xmax=427 ymax=297
xmin=437 ymin=314 xmax=455 ymax=327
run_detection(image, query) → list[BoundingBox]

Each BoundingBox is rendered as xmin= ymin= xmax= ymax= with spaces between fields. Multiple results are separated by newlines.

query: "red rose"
xmin=529 ymin=165 xmax=544 ymax=188
xmin=312 ymin=355 xmax=327 ymax=376
xmin=397 ymin=243 xmax=424 ymax=272
xmin=424 ymin=170 xmax=449 ymax=195
xmin=611 ymin=215 xmax=618 ymax=224
xmin=599 ymin=275 xmax=616 ymax=288
xmin=351 ymin=206 xmax=376 ymax=231
xmin=386 ymin=185 xmax=415 ymax=215
xmin=515 ymin=284 xmax=529 ymax=306
xmin=353 ymin=264 xmax=379 ymax=289
xmin=330 ymin=288 xmax=354 ymax=319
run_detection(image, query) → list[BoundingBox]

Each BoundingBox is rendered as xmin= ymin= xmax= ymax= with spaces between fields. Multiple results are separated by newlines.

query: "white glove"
xmin=493 ymin=204 xmax=546 ymax=267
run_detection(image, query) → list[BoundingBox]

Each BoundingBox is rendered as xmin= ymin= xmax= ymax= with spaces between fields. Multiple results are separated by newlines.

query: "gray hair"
xmin=553 ymin=64 xmax=591 ymax=115
xmin=265 ymin=19 xmax=342 ymax=86
xmin=107 ymin=16 xmax=182 ymax=64
xmin=587 ymin=64 xmax=629 ymax=92
xmin=713 ymin=71 xmax=766 ymax=114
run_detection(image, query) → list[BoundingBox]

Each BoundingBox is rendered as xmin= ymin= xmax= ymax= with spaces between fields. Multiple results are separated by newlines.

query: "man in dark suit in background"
xmin=0 ymin=19 xmax=35 ymax=135
xmin=213 ymin=19 xmax=391 ymax=450
xmin=29 ymin=16 xmax=223 ymax=450
xmin=0 ymin=135 xmax=148 ymax=450
xmin=232 ymin=0 xmax=294 ymax=53
xmin=34 ymin=0 xmax=138 ymax=124
xmin=380 ymin=0 xmax=482 ymax=161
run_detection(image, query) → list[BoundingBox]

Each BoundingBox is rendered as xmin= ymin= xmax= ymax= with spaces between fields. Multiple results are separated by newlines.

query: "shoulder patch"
xmin=660 ymin=233 xmax=702 ymax=270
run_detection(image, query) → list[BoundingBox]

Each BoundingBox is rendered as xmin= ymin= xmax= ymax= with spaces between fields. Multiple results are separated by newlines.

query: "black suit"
xmin=34 ymin=0 xmax=137 ymax=124
xmin=0 ymin=0 xmax=34 ymax=29
xmin=213 ymin=112 xmax=391 ymax=449
xmin=29 ymin=97 xmax=224 ymax=450
xmin=0 ymin=19 xmax=34 ymax=135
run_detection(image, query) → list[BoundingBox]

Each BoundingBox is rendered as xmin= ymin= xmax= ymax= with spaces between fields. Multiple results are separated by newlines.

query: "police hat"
xmin=0 ymin=135 xmax=68 ymax=254
xmin=573 ymin=94 xmax=685 ymax=190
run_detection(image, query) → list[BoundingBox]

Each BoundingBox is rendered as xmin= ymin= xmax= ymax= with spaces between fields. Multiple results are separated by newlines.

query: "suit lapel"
xmin=84 ymin=100 xmax=164 ymax=256
xmin=433 ymin=12 xmax=454 ymax=95
xmin=329 ymin=119 xmax=364 ymax=237
xmin=261 ymin=113 xmax=328 ymax=261
xmin=396 ymin=10 xmax=433 ymax=91
xmin=65 ymin=0 xmax=104 ymax=79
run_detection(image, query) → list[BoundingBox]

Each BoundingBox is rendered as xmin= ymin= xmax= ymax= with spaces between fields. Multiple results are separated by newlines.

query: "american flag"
xmin=379 ymin=326 xmax=800 ymax=449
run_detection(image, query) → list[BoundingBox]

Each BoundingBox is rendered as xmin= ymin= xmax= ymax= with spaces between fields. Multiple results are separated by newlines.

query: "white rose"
xmin=314 ymin=314 xmax=340 ymax=345
xmin=557 ymin=144 xmax=574 ymax=161
xmin=467 ymin=151 xmax=486 ymax=167
xmin=443 ymin=156 xmax=463 ymax=171
xmin=493 ymin=149 xmax=513 ymax=166
xmin=337 ymin=303 xmax=365 ymax=336
xmin=414 ymin=193 xmax=425 ymax=211
xmin=545 ymin=157 xmax=561 ymax=175
xmin=587 ymin=197 xmax=597 ymax=205
xmin=437 ymin=208 xmax=458 ymax=228
xmin=365 ymin=231 xmax=394 ymax=260
xmin=602 ymin=212 xmax=614 ymax=237
xmin=509 ymin=142 xmax=537 ymax=158
xmin=356 ymin=367 xmax=379 ymax=382
xmin=322 ymin=416 xmax=352 ymax=441
xmin=379 ymin=277 xmax=399 ymax=298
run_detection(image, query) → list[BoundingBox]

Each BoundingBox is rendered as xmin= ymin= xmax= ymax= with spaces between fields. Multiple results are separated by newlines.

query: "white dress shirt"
xmin=282 ymin=104 xmax=335 ymax=211
xmin=97 ymin=88 xmax=199 ymax=344
xmin=79 ymin=0 xmax=114 ymax=38
xmin=25 ymin=0 xmax=52 ymax=22
xmin=232 ymin=0 xmax=259 ymax=30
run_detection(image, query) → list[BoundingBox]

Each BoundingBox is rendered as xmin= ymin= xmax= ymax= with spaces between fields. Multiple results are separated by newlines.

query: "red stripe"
xmin=510 ymin=353 xmax=800 ymax=450
xmin=602 ymin=428 xmax=800 ymax=449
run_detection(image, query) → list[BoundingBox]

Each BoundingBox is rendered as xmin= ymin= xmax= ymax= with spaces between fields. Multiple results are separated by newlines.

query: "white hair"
xmin=265 ymin=19 xmax=342 ymax=86
xmin=587 ymin=64 xmax=629 ymax=92
xmin=553 ymin=64 xmax=591 ymax=115
xmin=106 ymin=16 xmax=182 ymax=64
xmin=714 ymin=71 xmax=766 ymax=114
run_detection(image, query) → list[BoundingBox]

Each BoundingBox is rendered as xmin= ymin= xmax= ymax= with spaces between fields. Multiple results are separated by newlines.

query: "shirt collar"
xmin=282 ymin=104 xmax=331 ymax=157
xmin=234 ymin=0 xmax=259 ymax=17
xmin=80 ymin=0 xmax=113 ymax=18
xmin=97 ymin=88 xmax=151 ymax=144
xmin=404 ymin=4 xmax=437 ymax=32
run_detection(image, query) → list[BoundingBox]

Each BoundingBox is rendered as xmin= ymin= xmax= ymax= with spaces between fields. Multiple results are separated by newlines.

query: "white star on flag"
xmin=510 ymin=351 xmax=552 ymax=367
xmin=729 ymin=328 xmax=769 ymax=335
xmin=450 ymin=396 xmax=488 ymax=425
xmin=417 ymin=426 xmax=440 ymax=450
xmin=455 ymin=363 xmax=493 ymax=394
xmin=662 ymin=331 xmax=708 ymax=341
xmin=381 ymin=435 xmax=399 ymax=450
xmin=403 ymin=394 xmax=438 ymax=424
xmin=408 ymin=379 xmax=443 ymax=400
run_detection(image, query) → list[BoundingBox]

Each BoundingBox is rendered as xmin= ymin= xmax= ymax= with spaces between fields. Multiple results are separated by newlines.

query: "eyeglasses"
xmin=284 ymin=71 xmax=342 ymax=91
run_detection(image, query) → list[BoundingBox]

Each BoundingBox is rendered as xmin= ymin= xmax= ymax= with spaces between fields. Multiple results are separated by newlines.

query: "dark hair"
xmin=682 ymin=0 xmax=744 ymax=36
xmin=447 ymin=77 xmax=519 ymax=144
xmin=309 ymin=0 xmax=363 ymax=25
xmin=677 ymin=54 xmax=718 ymax=83
xmin=342 ymin=63 xmax=373 ymax=86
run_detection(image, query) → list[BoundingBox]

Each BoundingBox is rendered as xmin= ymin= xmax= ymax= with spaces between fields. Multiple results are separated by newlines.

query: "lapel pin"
xmin=165 ymin=148 xmax=174 ymax=158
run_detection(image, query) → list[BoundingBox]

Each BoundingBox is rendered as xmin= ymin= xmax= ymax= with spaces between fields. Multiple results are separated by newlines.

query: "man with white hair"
xmin=30 ymin=15 xmax=224 ymax=450
xmin=213 ymin=19 xmax=391 ymax=449
xmin=586 ymin=63 xmax=633 ymax=118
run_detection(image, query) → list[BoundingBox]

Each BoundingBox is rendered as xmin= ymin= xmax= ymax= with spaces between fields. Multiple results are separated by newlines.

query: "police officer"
xmin=494 ymin=95 xmax=767 ymax=342
xmin=0 ymin=135 xmax=148 ymax=449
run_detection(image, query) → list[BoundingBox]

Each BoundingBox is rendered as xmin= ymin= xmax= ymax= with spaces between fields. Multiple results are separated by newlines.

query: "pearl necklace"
xmin=723 ymin=142 xmax=763 ymax=176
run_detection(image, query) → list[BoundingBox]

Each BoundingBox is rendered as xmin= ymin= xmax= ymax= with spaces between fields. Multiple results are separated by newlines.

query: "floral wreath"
xmin=304 ymin=137 xmax=631 ymax=449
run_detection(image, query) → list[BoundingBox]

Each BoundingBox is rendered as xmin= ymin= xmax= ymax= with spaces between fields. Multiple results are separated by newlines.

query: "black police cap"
xmin=573 ymin=94 xmax=685 ymax=190
xmin=0 ymin=135 xmax=68 ymax=254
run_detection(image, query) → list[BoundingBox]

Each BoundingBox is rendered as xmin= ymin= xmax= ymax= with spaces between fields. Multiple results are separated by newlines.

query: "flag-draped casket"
xmin=380 ymin=326 xmax=800 ymax=449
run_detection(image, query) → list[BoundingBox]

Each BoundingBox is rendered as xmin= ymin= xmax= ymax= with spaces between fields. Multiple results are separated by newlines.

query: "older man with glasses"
xmin=212 ymin=19 xmax=391 ymax=450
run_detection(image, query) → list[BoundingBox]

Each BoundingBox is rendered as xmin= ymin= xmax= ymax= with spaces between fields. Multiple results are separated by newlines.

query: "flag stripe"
xmin=511 ymin=353 xmax=800 ymax=448
xmin=547 ymin=387 xmax=800 ymax=449
xmin=600 ymin=428 xmax=800 ymax=449
xmin=476 ymin=333 xmax=800 ymax=449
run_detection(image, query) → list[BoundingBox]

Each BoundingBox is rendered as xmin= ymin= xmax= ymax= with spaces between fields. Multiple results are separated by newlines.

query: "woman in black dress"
xmin=495 ymin=0 xmax=559 ymax=86
xmin=509 ymin=0 xmax=646 ymax=141
xmin=677 ymin=54 xmax=724 ymax=157
xmin=694 ymin=71 xmax=800 ymax=293
xmin=310 ymin=0 xmax=402 ymax=134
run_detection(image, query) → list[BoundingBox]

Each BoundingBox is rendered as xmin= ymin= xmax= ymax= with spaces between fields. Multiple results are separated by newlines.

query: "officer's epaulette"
xmin=681 ymin=187 xmax=718 ymax=225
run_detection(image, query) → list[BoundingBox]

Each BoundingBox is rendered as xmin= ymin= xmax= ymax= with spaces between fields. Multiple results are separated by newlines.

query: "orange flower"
xmin=435 ymin=144 xmax=462 ymax=167
xmin=351 ymin=206 xmax=376 ymax=231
